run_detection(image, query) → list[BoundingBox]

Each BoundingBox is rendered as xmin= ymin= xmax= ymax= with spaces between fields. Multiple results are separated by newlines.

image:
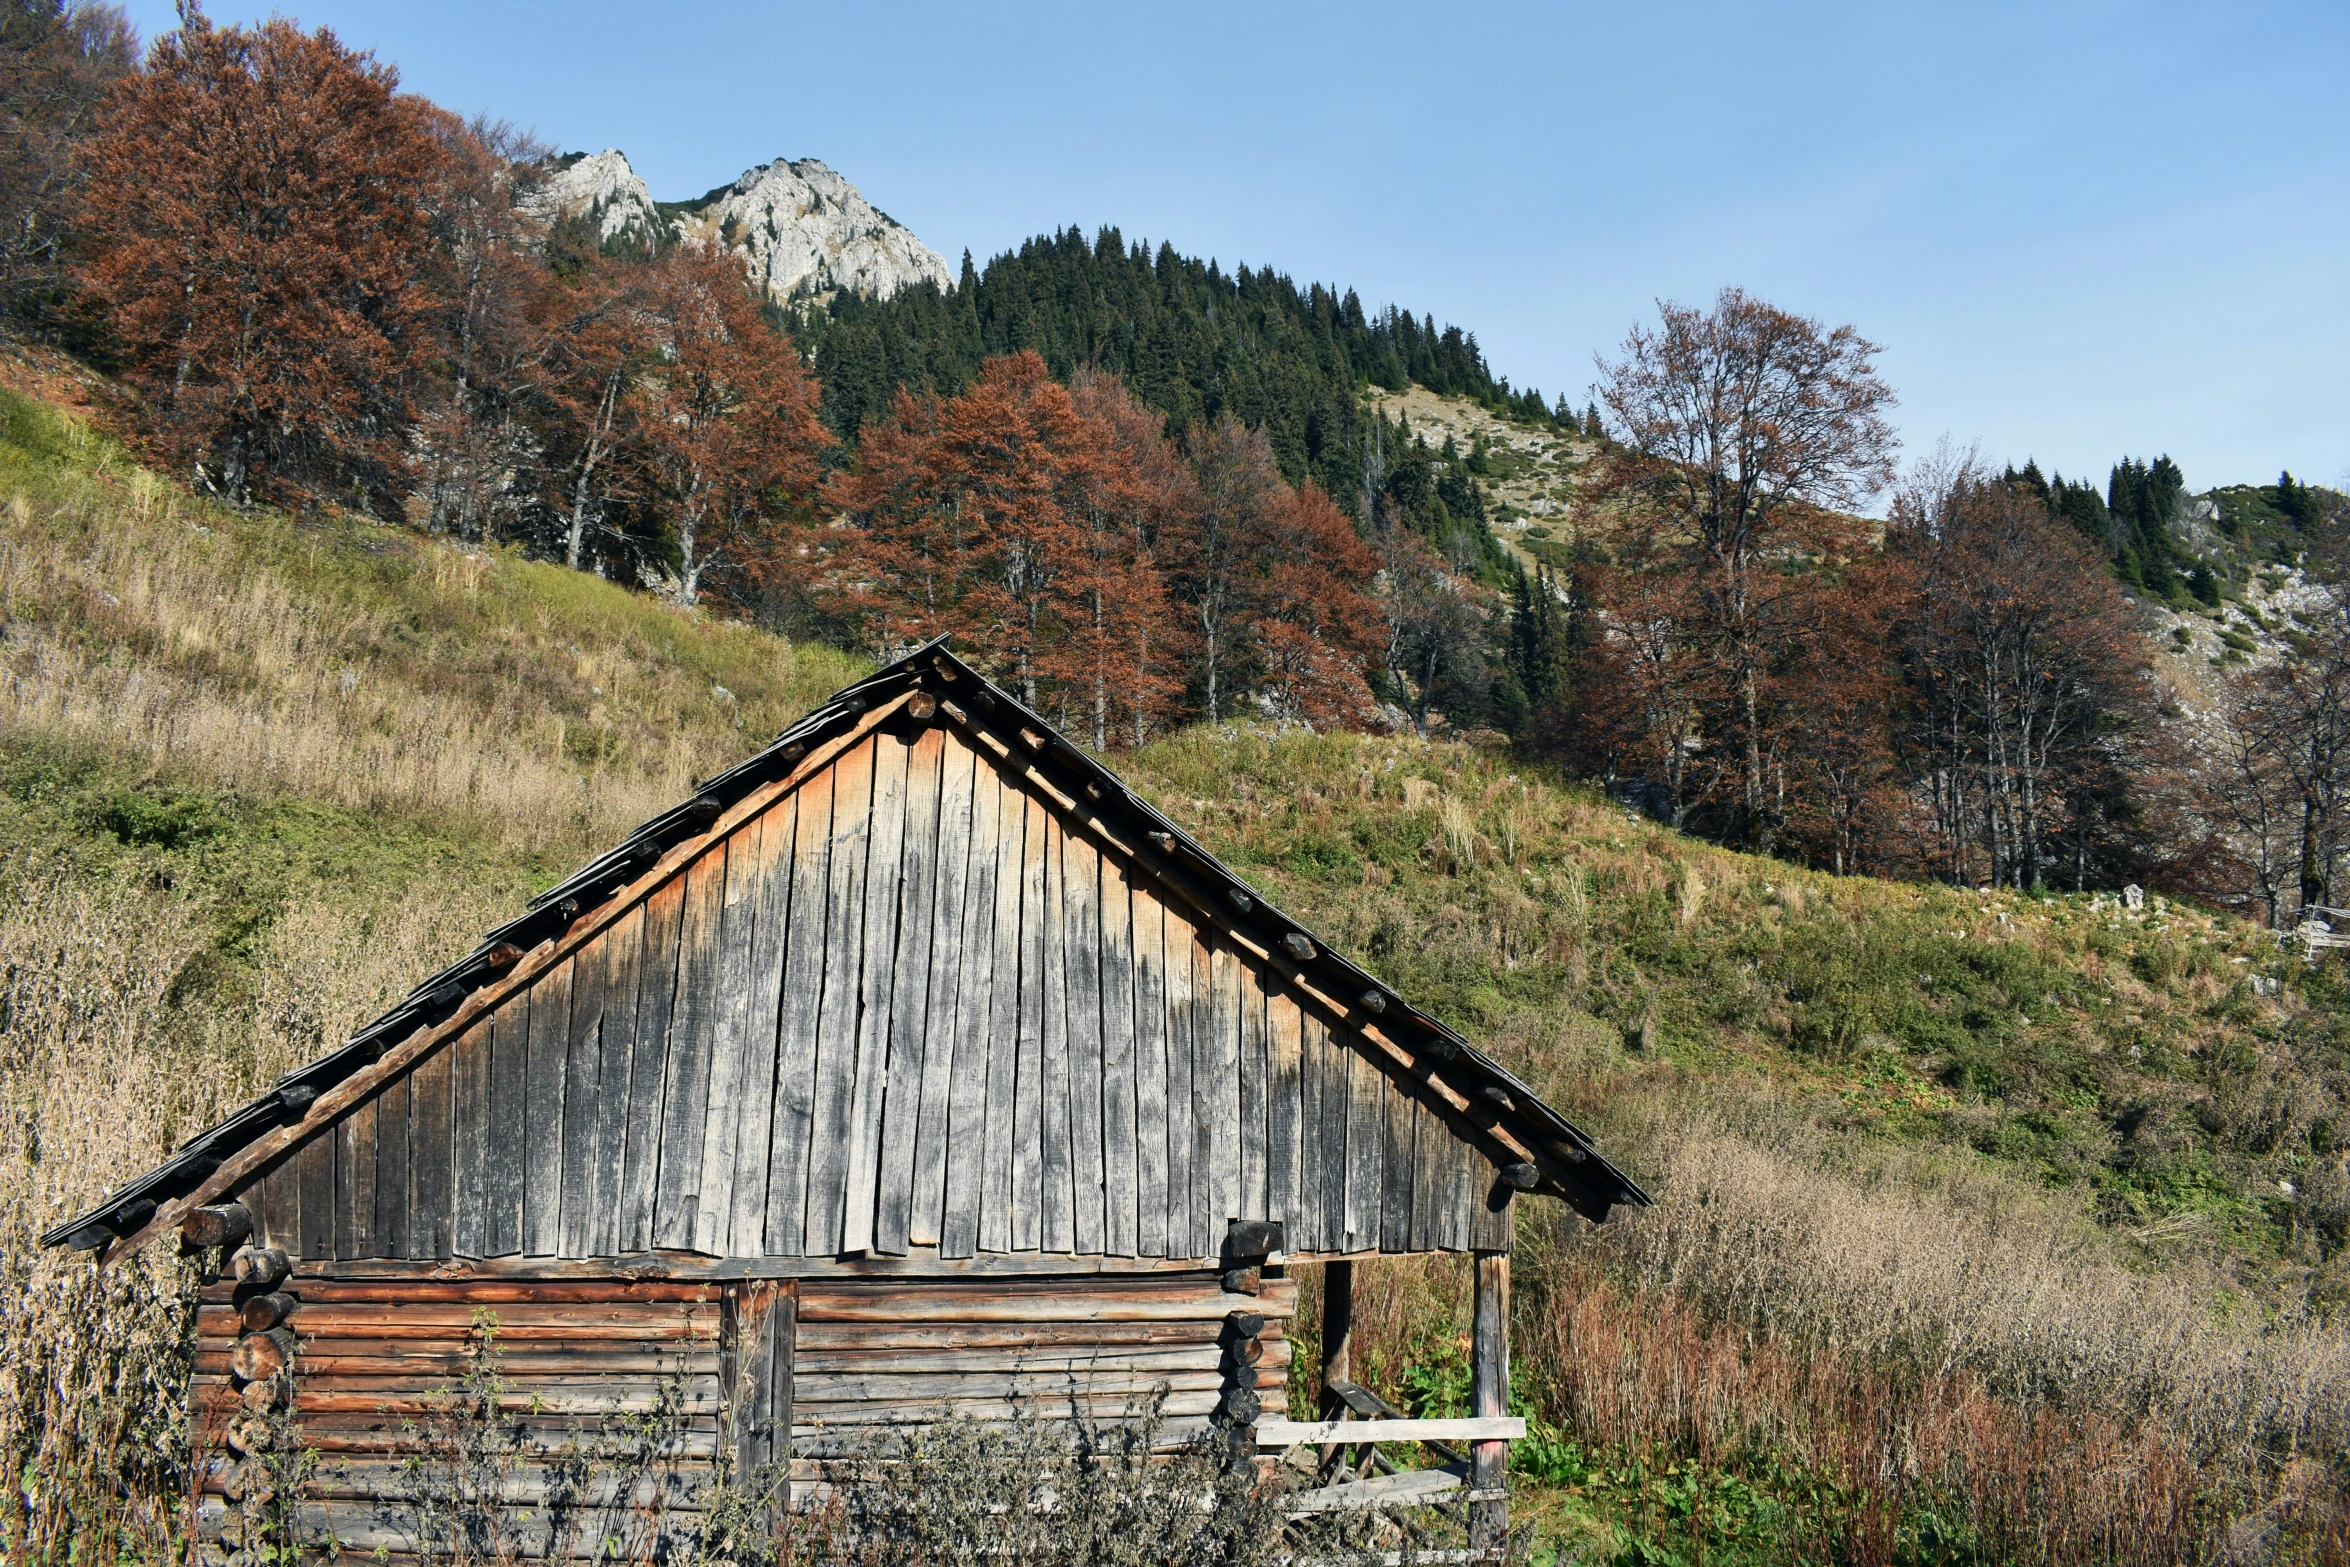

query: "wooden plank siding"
xmin=231 ymin=725 xmax=1513 ymax=1264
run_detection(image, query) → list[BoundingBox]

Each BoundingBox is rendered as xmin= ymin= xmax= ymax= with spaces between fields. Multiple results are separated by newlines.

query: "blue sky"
xmin=129 ymin=1 xmax=2346 ymax=494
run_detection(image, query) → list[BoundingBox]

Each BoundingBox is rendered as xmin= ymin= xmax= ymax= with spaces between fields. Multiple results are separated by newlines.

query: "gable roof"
xmin=47 ymin=639 xmax=1646 ymax=1260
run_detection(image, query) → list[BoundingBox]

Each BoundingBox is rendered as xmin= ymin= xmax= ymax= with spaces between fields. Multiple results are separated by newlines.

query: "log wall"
xmin=194 ymin=1266 xmax=1292 ymax=1559
xmin=230 ymin=724 xmax=1513 ymax=1265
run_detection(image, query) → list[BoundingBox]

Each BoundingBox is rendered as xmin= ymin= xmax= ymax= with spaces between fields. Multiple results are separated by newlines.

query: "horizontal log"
xmin=288 ymin=1251 xmax=1231 ymax=1284
xmin=200 ymin=1353 xmax=714 ymax=1372
xmin=794 ymin=1320 xmax=1266 ymax=1352
xmin=793 ymin=1389 xmax=1224 ymax=1430
xmin=286 ymin=1423 xmax=719 ymax=1458
xmin=287 ymin=1463 xmax=715 ymax=1510
xmin=794 ymin=1369 xmax=1230 ymax=1405
xmin=222 ymin=1500 xmax=704 ymax=1560
xmin=203 ymin=1278 xmax=725 ymax=1305
xmin=793 ymin=1344 xmax=1224 ymax=1376
xmin=797 ymin=1288 xmax=1283 ymax=1324
xmin=1257 ymin=1417 xmax=1526 ymax=1446
xmin=271 ymin=1384 xmax=724 ymax=1418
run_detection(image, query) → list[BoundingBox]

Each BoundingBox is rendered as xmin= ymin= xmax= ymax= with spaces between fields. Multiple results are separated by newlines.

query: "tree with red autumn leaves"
xmin=630 ymin=246 xmax=829 ymax=609
xmin=77 ymin=13 xmax=443 ymax=506
xmin=831 ymin=353 xmax=1380 ymax=742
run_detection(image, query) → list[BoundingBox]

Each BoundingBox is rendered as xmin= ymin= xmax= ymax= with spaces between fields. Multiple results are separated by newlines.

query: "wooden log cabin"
xmin=50 ymin=639 xmax=1646 ymax=1558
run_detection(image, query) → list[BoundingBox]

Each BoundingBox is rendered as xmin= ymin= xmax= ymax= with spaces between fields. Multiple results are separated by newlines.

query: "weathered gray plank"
xmin=765 ymin=770 xmax=836 ymax=1256
xmin=1160 ymin=910 xmax=1196 ymax=1260
xmin=693 ymin=805 xmax=774 ymax=1255
xmin=520 ymin=957 xmax=572 ymax=1256
xmin=907 ymin=739 xmax=975 ymax=1250
xmin=1009 ymin=790 xmax=1049 ymax=1254
xmin=409 ymin=1041 xmax=453 ymax=1260
xmin=1038 ymin=814 xmax=1075 ymax=1254
xmin=1342 ymin=1027 xmax=1385 ymax=1253
xmin=1290 ymin=1006 xmax=1325 ymax=1255
xmin=653 ymin=847 xmax=729 ymax=1251
xmin=841 ymin=736 xmax=910 ymax=1255
xmin=375 ymin=1069 xmax=412 ymax=1260
xmin=723 ymin=800 xmax=798 ymax=1256
xmin=942 ymin=766 xmax=1006 ymax=1260
xmin=873 ymin=726 xmax=946 ymax=1256
xmin=1316 ymin=1016 xmax=1349 ymax=1255
xmin=1207 ymin=939 xmax=1244 ymax=1231
xmin=339 ymin=1095 xmax=372 ymax=1262
xmin=804 ymin=739 xmax=878 ymax=1256
xmin=1380 ymin=1062 xmax=1416 ymax=1253
xmin=484 ymin=992 xmax=530 ymax=1257
xmin=1264 ymin=989 xmax=1303 ymax=1242
xmin=451 ymin=1015 xmax=492 ymax=1258
xmin=1128 ymin=883 xmax=1168 ymax=1259
xmin=1187 ymin=929 xmax=1217 ymax=1258
xmin=1411 ymin=1078 xmax=1447 ymax=1253
xmin=557 ymin=924 xmax=611 ymax=1259
xmin=1061 ymin=822 xmax=1107 ymax=1254
xmin=976 ymin=770 xmax=1028 ymax=1252
xmin=1238 ymin=965 xmax=1267 ymax=1224
xmin=618 ymin=879 xmax=685 ymax=1253
xmin=297 ymin=1122 xmax=335 ymax=1263
xmin=1097 ymin=851 xmax=1139 ymax=1257
xmin=586 ymin=903 xmax=646 ymax=1259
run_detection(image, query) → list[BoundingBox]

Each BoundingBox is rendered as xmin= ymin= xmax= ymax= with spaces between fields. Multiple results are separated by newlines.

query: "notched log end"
xmin=905 ymin=692 xmax=939 ymax=722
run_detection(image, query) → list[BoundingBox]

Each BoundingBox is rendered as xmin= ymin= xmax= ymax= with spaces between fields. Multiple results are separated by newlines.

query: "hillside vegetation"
xmin=6 ymin=385 xmax=2350 ymax=1561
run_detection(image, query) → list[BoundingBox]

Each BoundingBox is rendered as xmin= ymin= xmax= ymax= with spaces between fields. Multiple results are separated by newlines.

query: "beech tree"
xmin=78 ymin=13 xmax=443 ymax=505
xmin=630 ymin=247 xmax=828 ymax=608
xmin=0 ymin=0 xmax=131 ymax=331
xmin=1592 ymin=287 xmax=1897 ymax=850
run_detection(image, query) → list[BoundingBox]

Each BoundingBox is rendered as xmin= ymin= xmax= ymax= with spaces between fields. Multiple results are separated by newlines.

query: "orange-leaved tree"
xmin=77 ymin=12 xmax=444 ymax=506
xmin=629 ymin=246 xmax=829 ymax=609
xmin=1592 ymin=287 xmax=1897 ymax=851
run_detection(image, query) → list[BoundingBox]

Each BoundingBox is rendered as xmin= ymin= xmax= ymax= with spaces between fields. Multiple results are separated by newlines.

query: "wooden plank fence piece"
xmin=764 ymin=770 xmax=835 ymax=1257
xmin=907 ymin=739 xmax=975 ymax=1250
xmin=873 ymin=727 xmax=945 ymax=1256
xmin=1257 ymin=1417 xmax=1524 ymax=1445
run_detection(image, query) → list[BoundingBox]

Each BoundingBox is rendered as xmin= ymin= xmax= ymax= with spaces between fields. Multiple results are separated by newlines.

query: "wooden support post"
xmin=1319 ymin=1258 xmax=1354 ymax=1475
xmin=1319 ymin=1259 xmax=1353 ymax=1415
xmin=1470 ymin=1250 xmax=1509 ymax=1556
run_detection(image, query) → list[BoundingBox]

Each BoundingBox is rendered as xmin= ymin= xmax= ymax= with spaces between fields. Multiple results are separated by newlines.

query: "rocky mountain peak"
xmin=527 ymin=148 xmax=660 ymax=248
xmin=671 ymin=155 xmax=950 ymax=306
xmin=527 ymin=148 xmax=949 ymax=307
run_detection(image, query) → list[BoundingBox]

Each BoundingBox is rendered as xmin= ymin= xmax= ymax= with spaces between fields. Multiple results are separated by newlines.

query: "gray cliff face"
xmin=529 ymin=149 xmax=950 ymax=305
xmin=527 ymin=149 xmax=662 ymax=249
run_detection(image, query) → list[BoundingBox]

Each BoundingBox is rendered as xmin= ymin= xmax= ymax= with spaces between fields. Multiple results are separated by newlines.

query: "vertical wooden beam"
xmin=1318 ymin=1259 xmax=1353 ymax=1417
xmin=1470 ymin=1250 xmax=1510 ymax=1555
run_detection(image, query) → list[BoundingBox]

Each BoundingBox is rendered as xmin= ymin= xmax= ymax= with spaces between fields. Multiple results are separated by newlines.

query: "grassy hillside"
xmin=5 ymin=380 xmax=2349 ymax=1562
